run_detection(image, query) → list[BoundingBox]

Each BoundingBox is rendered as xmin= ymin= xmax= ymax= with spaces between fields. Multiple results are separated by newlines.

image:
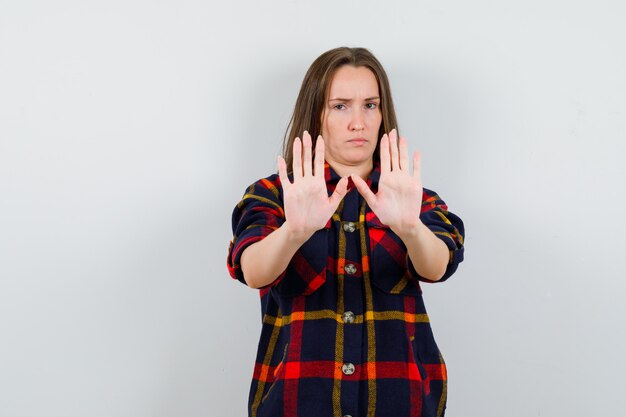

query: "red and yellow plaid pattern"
xmin=227 ymin=161 xmax=465 ymax=417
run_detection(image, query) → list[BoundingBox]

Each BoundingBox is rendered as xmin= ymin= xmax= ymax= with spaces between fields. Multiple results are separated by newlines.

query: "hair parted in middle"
xmin=281 ymin=46 xmax=399 ymax=174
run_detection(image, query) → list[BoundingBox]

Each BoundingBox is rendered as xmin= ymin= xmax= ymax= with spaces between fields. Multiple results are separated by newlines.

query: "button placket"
xmin=338 ymin=209 xmax=360 ymax=403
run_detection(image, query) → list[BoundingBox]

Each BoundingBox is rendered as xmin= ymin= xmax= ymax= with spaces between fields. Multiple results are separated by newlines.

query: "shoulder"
xmin=422 ymin=186 xmax=437 ymax=197
xmin=421 ymin=186 xmax=441 ymax=198
xmin=234 ymin=172 xmax=285 ymax=214
xmin=421 ymin=186 xmax=449 ymax=212
xmin=243 ymin=172 xmax=283 ymax=199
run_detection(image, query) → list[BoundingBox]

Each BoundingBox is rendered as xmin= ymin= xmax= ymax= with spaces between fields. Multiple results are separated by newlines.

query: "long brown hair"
xmin=282 ymin=47 xmax=399 ymax=173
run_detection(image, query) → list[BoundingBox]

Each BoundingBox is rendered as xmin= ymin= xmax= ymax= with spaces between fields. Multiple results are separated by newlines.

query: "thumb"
xmin=350 ymin=174 xmax=377 ymax=208
xmin=328 ymin=177 xmax=349 ymax=210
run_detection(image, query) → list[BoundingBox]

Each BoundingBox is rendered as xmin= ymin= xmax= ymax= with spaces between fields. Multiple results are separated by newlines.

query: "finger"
xmin=413 ymin=150 xmax=421 ymax=180
xmin=329 ymin=176 xmax=349 ymax=210
xmin=314 ymin=135 xmax=325 ymax=177
xmin=389 ymin=128 xmax=399 ymax=171
xmin=302 ymin=131 xmax=313 ymax=177
xmin=379 ymin=134 xmax=391 ymax=173
xmin=292 ymin=137 xmax=303 ymax=179
xmin=351 ymin=174 xmax=377 ymax=208
xmin=399 ymin=135 xmax=409 ymax=172
xmin=277 ymin=155 xmax=291 ymax=188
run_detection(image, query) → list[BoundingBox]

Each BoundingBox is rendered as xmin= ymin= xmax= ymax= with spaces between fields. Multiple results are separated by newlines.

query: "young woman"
xmin=227 ymin=46 xmax=465 ymax=417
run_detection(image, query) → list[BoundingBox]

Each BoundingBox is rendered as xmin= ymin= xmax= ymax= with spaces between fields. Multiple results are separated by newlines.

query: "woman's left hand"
xmin=351 ymin=129 xmax=423 ymax=238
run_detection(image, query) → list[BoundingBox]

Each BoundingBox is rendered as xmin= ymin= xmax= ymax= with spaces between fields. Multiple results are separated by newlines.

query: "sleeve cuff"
xmin=407 ymin=225 xmax=465 ymax=283
xmin=226 ymin=226 xmax=285 ymax=288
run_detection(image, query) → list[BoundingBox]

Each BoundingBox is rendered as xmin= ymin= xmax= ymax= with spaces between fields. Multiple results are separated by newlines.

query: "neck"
xmin=328 ymin=159 xmax=374 ymax=180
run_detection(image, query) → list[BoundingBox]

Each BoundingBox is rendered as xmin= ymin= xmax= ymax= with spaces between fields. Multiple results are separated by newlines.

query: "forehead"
xmin=327 ymin=65 xmax=379 ymax=98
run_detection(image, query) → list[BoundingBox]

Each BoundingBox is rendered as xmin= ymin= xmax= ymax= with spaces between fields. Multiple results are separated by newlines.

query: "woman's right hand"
xmin=278 ymin=131 xmax=348 ymax=243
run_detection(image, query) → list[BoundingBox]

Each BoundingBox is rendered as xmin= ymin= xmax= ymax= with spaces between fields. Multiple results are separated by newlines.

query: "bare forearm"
xmin=398 ymin=221 xmax=449 ymax=281
xmin=240 ymin=223 xmax=310 ymax=289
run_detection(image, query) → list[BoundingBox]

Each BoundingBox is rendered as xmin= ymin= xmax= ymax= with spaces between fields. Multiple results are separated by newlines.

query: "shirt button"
xmin=342 ymin=311 xmax=355 ymax=324
xmin=343 ymin=222 xmax=356 ymax=232
xmin=344 ymin=264 xmax=357 ymax=275
xmin=342 ymin=363 xmax=355 ymax=375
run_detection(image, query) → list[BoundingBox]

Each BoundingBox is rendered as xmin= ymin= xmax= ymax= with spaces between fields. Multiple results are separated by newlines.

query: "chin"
xmin=344 ymin=151 xmax=375 ymax=165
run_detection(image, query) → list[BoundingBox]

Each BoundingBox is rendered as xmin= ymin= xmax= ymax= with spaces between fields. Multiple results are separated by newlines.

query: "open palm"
xmin=278 ymin=131 xmax=348 ymax=240
xmin=351 ymin=129 xmax=424 ymax=235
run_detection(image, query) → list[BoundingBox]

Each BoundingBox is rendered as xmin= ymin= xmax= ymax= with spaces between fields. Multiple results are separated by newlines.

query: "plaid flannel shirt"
xmin=227 ymin=161 xmax=465 ymax=417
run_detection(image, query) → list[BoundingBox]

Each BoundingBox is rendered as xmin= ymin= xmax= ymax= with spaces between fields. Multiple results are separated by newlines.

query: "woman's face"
xmin=320 ymin=65 xmax=382 ymax=171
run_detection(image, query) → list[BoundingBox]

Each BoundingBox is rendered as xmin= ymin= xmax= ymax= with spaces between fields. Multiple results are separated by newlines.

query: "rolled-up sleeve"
xmin=407 ymin=187 xmax=465 ymax=283
xmin=226 ymin=176 xmax=286 ymax=288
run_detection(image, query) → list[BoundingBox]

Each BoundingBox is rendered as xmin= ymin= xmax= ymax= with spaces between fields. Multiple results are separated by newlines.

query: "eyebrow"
xmin=328 ymin=96 xmax=380 ymax=102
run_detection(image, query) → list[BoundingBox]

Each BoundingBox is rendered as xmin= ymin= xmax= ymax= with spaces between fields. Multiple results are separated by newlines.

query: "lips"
xmin=348 ymin=138 xmax=368 ymax=145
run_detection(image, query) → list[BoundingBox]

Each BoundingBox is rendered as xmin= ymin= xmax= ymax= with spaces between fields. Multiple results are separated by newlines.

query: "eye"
xmin=366 ymin=102 xmax=378 ymax=109
xmin=333 ymin=104 xmax=346 ymax=110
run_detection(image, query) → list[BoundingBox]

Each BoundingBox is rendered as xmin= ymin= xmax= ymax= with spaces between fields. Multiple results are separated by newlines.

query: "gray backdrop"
xmin=1 ymin=1 xmax=625 ymax=416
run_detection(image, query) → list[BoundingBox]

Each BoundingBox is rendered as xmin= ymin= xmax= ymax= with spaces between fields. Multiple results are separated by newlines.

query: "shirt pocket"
xmin=407 ymin=334 xmax=427 ymax=382
xmin=409 ymin=333 xmax=448 ymax=403
xmin=259 ymin=342 xmax=289 ymax=409
xmin=365 ymin=215 xmax=422 ymax=297
xmin=272 ymin=226 xmax=330 ymax=298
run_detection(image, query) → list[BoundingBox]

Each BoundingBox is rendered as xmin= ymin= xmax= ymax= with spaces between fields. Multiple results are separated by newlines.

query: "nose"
xmin=349 ymin=108 xmax=365 ymax=131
